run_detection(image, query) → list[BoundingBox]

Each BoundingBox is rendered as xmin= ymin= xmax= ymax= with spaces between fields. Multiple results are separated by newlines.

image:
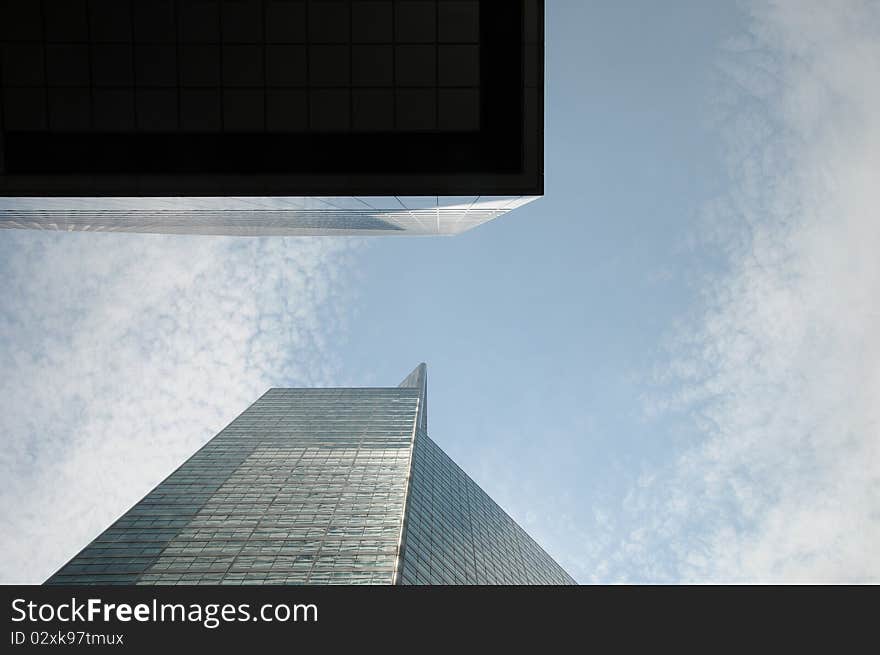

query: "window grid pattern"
xmin=47 ymin=388 xmax=418 ymax=585
xmin=1 ymin=0 xmax=481 ymax=134
xmin=397 ymin=428 xmax=576 ymax=585
xmin=47 ymin=365 xmax=574 ymax=586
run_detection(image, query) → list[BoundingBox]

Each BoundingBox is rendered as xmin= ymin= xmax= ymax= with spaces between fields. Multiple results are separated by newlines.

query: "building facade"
xmin=47 ymin=364 xmax=575 ymax=585
xmin=1 ymin=0 xmax=544 ymax=236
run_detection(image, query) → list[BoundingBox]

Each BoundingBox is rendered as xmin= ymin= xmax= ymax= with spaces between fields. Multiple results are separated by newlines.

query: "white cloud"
xmin=0 ymin=231 xmax=361 ymax=583
xmin=634 ymin=0 xmax=880 ymax=582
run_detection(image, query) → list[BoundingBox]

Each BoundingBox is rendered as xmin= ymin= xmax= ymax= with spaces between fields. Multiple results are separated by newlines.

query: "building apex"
xmin=398 ymin=363 xmax=427 ymax=432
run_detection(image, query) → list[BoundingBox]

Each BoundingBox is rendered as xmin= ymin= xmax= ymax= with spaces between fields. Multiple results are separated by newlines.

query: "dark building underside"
xmin=0 ymin=0 xmax=544 ymax=197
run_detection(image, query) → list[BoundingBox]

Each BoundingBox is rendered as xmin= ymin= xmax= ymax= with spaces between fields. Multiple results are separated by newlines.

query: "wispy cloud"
xmin=0 ymin=232 xmax=361 ymax=583
xmin=628 ymin=0 xmax=880 ymax=582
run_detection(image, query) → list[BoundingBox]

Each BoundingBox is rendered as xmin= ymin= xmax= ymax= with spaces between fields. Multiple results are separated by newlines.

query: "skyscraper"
xmin=47 ymin=364 xmax=575 ymax=585
xmin=1 ymin=0 xmax=544 ymax=236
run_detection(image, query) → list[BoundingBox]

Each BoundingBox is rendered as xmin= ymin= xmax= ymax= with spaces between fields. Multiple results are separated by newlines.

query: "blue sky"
xmin=2 ymin=0 xmax=879 ymax=583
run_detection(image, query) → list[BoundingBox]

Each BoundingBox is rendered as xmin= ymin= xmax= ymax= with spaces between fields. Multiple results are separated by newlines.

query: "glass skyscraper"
xmin=1 ymin=1 xmax=545 ymax=236
xmin=47 ymin=364 xmax=575 ymax=585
